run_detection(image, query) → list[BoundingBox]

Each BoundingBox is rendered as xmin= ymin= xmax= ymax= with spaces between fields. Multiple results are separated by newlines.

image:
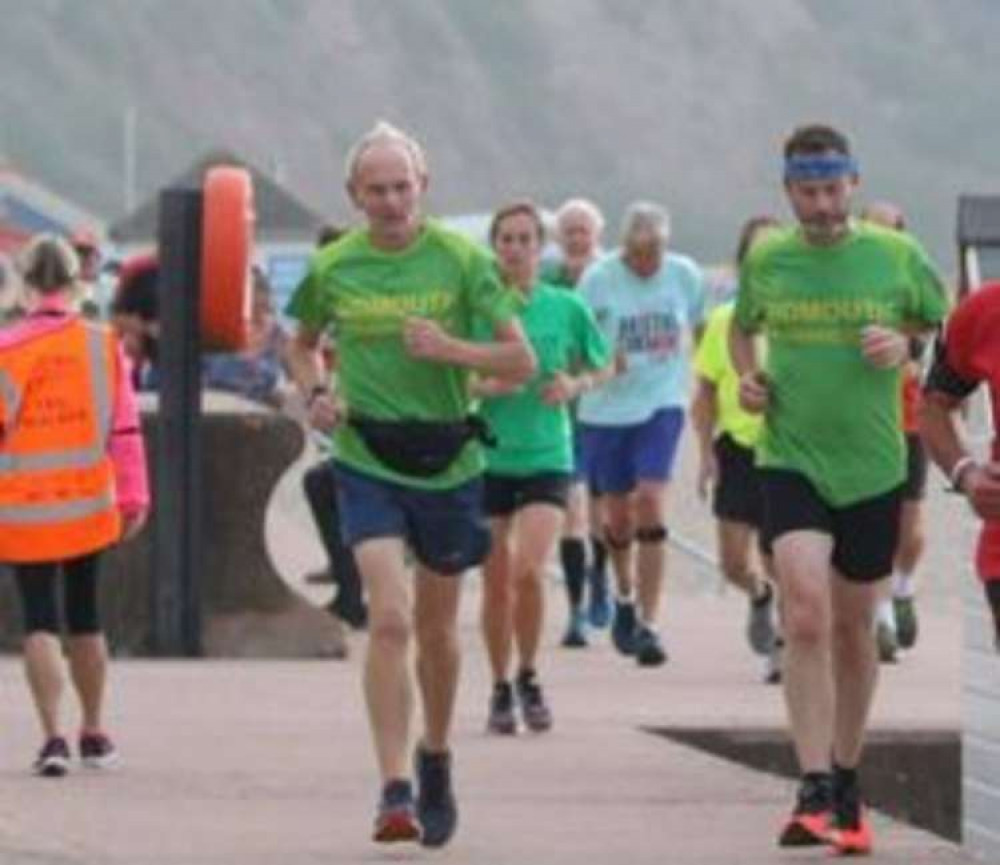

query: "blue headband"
xmin=783 ymin=153 xmax=858 ymax=181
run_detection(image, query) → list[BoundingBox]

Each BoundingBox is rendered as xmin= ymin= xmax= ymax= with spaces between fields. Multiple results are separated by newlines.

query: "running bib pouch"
xmin=349 ymin=415 xmax=496 ymax=478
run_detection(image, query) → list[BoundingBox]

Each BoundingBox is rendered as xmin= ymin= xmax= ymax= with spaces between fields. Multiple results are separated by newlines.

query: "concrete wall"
xmin=0 ymin=394 xmax=346 ymax=658
xmin=964 ymin=574 xmax=1000 ymax=861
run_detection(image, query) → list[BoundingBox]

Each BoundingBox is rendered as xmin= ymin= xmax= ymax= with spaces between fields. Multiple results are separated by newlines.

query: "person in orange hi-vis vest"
xmin=0 ymin=234 xmax=150 ymax=778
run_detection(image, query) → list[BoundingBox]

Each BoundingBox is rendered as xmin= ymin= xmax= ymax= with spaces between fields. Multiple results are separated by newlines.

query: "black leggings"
xmin=13 ymin=553 xmax=103 ymax=636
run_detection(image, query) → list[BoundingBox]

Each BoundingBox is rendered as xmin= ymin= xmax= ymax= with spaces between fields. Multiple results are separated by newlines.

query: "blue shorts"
xmin=579 ymin=407 xmax=686 ymax=496
xmin=333 ymin=463 xmax=490 ymax=576
xmin=571 ymin=424 xmax=586 ymax=483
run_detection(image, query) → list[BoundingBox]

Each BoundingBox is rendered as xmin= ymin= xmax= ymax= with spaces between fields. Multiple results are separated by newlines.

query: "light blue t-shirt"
xmin=578 ymin=250 xmax=706 ymax=426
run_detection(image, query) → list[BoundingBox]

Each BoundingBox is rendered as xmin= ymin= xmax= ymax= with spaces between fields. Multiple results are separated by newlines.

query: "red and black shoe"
xmin=778 ymin=773 xmax=833 ymax=847
xmin=372 ymin=779 xmax=421 ymax=844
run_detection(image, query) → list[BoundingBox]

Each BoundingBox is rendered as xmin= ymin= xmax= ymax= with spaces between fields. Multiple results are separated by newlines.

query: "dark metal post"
xmin=152 ymin=186 xmax=204 ymax=656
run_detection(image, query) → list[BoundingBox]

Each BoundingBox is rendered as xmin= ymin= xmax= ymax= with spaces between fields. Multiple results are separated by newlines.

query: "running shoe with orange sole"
xmin=829 ymin=820 xmax=873 ymax=856
xmin=373 ymin=779 xmax=421 ymax=844
xmin=778 ymin=809 xmax=833 ymax=847
xmin=779 ymin=774 xmax=833 ymax=847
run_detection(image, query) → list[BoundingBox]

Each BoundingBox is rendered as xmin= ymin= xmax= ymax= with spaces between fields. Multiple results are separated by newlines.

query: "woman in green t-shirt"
xmin=476 ymin=201 xmax=611 ymax=736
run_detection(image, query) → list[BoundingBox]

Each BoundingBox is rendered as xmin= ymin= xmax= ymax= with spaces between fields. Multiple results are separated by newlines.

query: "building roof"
xmin=0 ymin=163 xmax=105 ymax=242
xmin=108 ymin=150 xmax=327 ymax=245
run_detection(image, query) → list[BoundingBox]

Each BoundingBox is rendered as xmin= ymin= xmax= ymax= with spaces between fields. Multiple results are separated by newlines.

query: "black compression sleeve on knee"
xmin=560 ymin=538 xmax=587 ymax=608
xmin=636 ymin=524 xmax=669 ymax=544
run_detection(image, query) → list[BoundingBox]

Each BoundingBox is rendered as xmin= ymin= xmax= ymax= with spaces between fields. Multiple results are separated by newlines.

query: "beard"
xmin=800 ymin=211 xmax=850 ymax=244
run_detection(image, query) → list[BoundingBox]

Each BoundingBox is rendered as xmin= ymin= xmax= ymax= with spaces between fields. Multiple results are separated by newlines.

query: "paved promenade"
xmin=0 ymin=430 xmax=979 ymax=863
xmin=0 ymin=580 xmax=968 ymax=864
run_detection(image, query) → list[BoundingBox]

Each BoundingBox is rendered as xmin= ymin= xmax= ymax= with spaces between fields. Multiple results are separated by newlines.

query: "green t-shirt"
xmin=286 ymin=219 xmax=523 ymax=490
xmin=538 ymin=258 xmax=576 ymax=289
xmin=733 ymin=221 xmax=948 ymax=506
xmin=693 ymin=302 xmax=763 ymax=449
xmin=474 ymin=282 xmax=610 ymax=476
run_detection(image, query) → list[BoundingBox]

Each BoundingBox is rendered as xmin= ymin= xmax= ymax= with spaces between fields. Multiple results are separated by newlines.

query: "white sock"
xmin=893 ymin=572 xmax=915 ymax=599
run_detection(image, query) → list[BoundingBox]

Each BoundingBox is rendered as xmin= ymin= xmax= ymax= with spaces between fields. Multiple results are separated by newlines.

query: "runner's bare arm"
xmin=403 ymin=317 xmax=537 ymax=382
xmin=921 ymin=389 xmax=1000 ymax=519
xmin=287 ymin=324 xmax=341 ymax=433
xmin=690 ymin=376 xmax=719 ymax=500
xmin=728 ymin=320 xmax=769 ymax=413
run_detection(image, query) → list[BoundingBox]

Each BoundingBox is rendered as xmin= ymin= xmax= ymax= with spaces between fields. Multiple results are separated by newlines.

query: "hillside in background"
xmin=1 ymin=0 xmax=998 ymax=266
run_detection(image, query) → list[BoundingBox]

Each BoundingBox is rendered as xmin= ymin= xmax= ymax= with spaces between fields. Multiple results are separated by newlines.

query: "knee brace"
xmin=636 ymin=524 xmax=669 ymax=544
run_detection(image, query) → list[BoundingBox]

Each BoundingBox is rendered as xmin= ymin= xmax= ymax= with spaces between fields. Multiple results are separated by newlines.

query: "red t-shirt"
xmin=942 ymin=281 xmax=1000 ymax=579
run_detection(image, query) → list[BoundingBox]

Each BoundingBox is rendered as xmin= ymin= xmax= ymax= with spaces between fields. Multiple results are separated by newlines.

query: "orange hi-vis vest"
xmin=0 ymin=318 xmax=121 ymax=562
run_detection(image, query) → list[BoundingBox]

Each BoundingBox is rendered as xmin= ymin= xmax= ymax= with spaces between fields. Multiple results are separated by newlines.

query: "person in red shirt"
xmin=921 ymin=280 xmax=1000 ymax=652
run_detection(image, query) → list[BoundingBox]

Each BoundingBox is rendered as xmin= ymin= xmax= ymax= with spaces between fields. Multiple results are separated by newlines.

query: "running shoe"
xmin=747 ymin=582 xmax=777 ymax=656
xmin=893 ymin=596 xmax=918 ymax=650
xmin=415 ymin=746 xmax=458 ymax=848
xmin=611 ymin=600 xmax=638 ymax=656
xmin=79 ymin=730 xmax=118 ymax=769
xmin=373 ymin=778 xmax=420 ymax=844
xmin=830 ymin=779 xmax=873 ymax=856
xmin=515 ymin=669 xmax=553 ymax=732
xmin=779 ymin=774 xmax=833 ymax=847
xmin=634 ymin=625 xmax=668 ymax=667
xmin=876 ymin=621 xmax=898 ymax=664
xmin=486 ymin=681 xmax=518 ymax=735
xmin=561 ymin=608 xmax=588 ymax=648
xmin=587 ymin=567 xmax=613 ymax=629
xmin=33 ymin=736 xmax=70 ymax=778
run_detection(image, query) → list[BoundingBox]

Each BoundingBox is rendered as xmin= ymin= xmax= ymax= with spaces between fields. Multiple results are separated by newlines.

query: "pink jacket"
xmin=0 ymin=296 xmax=150 ymax=519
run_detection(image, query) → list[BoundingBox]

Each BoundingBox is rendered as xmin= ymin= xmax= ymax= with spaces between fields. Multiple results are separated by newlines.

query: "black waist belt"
xmin=349 ymin=414 xmax=496 ymax=478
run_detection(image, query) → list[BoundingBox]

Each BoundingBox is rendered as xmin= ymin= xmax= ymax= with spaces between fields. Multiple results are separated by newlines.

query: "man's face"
xmin=623 ymin=232 xmax=664 ymax=279
xmin=558 ymin=213 xmax=600 ymax=262
xmin=493 ymin=211 xmax=541 ymax=286
xmin=785 ymin=157 xmax=858 ymax=245
xmin=347 ymin=143 xmax=426 ymax=249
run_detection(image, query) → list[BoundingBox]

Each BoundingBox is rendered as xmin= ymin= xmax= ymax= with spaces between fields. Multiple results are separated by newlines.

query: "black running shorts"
xmin=712 ymin=433 xmax=765 ymax=528
xmin=759 ymin=469 xmax=902 ymax=583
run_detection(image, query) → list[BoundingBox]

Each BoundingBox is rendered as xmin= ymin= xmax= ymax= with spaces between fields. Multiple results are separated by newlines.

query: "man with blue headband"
xmin=729 ymin=124 xmax=948 ymax=855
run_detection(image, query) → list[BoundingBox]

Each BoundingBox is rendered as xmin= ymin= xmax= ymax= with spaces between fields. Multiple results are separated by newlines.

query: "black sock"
xmin=798 ymin=771 xmax=833 ymax=812
xmin=561 ymin=538 xmax=587 ymax=609
xmin=590 ymin=535 xmax=608 ymax=578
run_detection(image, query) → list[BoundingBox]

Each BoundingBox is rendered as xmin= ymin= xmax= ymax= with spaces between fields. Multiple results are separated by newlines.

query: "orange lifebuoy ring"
xmin=200 ymin=166 xmax=255 ymax=351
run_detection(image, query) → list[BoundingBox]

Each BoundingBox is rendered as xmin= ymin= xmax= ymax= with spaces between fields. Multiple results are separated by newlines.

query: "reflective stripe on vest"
xmin=0 ymin=488 xmax=116 ymax=523
xmin=0 ymin=324 xmax=112 ymax=475
xmin=0 ymin=368 xmax=21 ymax=427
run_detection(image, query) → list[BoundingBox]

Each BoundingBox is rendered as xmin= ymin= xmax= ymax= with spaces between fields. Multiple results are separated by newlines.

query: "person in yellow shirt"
xmin=691 ymin=215 xmax=781 ymax=681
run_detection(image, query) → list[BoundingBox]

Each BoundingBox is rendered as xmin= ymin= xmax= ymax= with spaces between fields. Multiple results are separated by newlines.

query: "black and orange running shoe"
xmin=830 ymin=773 xmax=873 ymax=856
xmin=778 ymin=773 xmax=833 ymax=847
xmin=373 ymin=779 xmax=420 ymax=844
